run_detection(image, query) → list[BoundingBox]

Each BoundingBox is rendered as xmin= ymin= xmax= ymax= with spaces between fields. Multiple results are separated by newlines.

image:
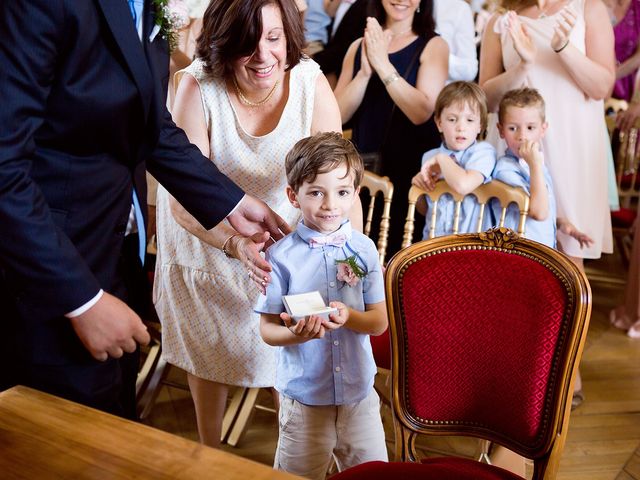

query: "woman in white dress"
xmin=479 ymin=0 xmax=615 ymax=407
xmin=154 ymin=0 xmax=343 ymax=447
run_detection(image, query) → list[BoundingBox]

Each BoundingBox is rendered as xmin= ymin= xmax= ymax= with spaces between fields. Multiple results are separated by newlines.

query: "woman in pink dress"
xmin=479 ymin=0 xmax=616 ymax=406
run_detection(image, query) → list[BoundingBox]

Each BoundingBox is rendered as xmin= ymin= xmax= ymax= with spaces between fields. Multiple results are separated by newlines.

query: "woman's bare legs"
xmin=187 ymin=373 xmax=230 ymax=448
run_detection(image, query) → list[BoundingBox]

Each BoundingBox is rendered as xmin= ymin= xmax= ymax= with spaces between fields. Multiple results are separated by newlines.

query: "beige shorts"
xmin=274 ymin=389 xmax=388 ymax=480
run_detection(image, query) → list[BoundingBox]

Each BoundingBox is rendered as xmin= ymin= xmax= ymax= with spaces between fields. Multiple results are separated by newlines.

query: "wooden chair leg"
xmin=221 ymin=387 xmax=248 ymax=444
xmin=136 ymin=354 xmax=171 ymax=420
xmin=226 ymin=387 xmax=261 ymax=447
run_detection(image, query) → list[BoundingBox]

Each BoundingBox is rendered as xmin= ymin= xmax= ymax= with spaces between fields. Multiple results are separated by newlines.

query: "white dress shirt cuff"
xmin=225 ymin=194 xmax=246 ymax=218
xmin=65 ymin=289 xmax=104 ymax=318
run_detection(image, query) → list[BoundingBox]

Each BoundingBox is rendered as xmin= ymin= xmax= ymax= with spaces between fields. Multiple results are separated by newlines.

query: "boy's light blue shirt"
xmin=254 ymin=220 xmax=385 ymax=406
xmin=490 ymin=149 xmax=557 ymax=248
xmin=304 ymin=0 xmax=331 ymax=44
xmin=422 ymin=141 xmax=496 ymax=239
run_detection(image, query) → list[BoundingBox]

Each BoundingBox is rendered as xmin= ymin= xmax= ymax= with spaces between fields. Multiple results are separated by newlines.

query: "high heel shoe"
xmin=610 ymin=307 xmax=634 ymax=330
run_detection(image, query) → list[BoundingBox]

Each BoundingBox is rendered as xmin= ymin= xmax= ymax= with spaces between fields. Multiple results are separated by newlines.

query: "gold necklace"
xmin=232 ymin=76 xmax=279 ymax=108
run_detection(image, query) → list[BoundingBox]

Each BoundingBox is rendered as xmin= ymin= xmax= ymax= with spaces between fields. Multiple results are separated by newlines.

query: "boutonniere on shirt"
xmin=152 ymin=0 xmax=189 ymax=52
xmin=336 ymin=255 xmax=367 ymax=287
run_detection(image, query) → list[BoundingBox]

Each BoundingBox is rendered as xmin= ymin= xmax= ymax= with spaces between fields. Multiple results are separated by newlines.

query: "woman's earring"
xmin=416 ymin=3 xmax=420 ymax=13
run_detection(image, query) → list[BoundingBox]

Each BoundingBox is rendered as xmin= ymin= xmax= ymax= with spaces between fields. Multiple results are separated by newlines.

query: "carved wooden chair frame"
xmin=385 ymin=228 xmax=591 ymax=479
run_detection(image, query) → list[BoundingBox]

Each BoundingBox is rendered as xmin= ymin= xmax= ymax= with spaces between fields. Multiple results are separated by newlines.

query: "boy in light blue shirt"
xmin=412 ymin=81 xmax=496 ymax=238
xmin=255 ymin=132 xmax=388 ymax=480
xmin=491 ymin=87 xmax=594 ymax=249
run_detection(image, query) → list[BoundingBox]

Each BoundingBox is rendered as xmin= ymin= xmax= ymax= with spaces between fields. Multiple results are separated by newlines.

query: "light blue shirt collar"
xmin=440 ymin=140 xmax=478 ymax=163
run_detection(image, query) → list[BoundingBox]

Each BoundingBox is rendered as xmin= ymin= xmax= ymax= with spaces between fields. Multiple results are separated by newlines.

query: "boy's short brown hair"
xmin=498 ymin=87 xmax=546 ymax=124
xmin=285 ymin=132 xmax=364 ymax=192
xmin=434 ymin=81 xmax=488 ymax=134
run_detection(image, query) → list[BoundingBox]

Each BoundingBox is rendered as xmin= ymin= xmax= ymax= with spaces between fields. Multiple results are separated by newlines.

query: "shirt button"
xmin=329 ymin=281 xmax=336 ymax=287
xmin=335 ymin=366 xmax=341 ymax=372
xmin=333 ymin=340 xmax=339 ymax=346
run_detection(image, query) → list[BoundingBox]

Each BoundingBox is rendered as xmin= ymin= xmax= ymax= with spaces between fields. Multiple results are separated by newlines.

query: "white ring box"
xmin=282 ymin=291 xmax=338 ymax=325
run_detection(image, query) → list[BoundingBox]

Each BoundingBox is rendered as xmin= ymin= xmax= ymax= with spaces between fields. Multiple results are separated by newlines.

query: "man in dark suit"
xmin=0 ymin=0 xmax=287 ymax=418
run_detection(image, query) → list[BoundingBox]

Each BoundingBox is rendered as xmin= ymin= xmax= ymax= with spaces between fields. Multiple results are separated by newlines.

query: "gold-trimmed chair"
xmin=402 ymin=180 xmax=530 ymax=248
xmin=612 ymin=119 xmax=640 ymax=266
xmin=360 ymin=170 xmax=394 ymax=265
xmin=333 ymin=227 xmax=591 ymax=479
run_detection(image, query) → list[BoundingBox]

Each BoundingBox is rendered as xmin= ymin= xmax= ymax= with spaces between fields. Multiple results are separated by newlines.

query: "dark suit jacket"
xmin=0 ymin=0 xmax=243 ymax=363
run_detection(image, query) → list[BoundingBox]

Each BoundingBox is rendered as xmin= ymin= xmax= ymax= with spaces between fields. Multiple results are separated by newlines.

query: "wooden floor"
xmin=141 ymin=250 xmax=640 ymax=479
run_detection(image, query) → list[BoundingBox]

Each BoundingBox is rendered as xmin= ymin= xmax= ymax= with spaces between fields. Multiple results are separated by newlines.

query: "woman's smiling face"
xmin=231 ymin=3 xmax=287 ymax=94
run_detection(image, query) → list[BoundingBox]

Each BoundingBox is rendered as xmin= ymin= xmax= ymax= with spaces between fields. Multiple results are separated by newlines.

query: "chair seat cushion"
xmin=611 ymin=207 xmax=636 ymax=228
xmin=330 ymin=459 xmax=523 ymax=479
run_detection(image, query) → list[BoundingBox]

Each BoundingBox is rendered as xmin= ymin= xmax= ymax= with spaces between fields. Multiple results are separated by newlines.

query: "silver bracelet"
xmin=382 ymin=70 xmax=400 ymax=87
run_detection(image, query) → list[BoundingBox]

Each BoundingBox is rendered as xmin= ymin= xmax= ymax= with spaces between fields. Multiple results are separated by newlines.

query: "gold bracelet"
xmin=221 ymin=233 xmax=240 ymax=259
xmin=382 ymin=70 xmax=400 ymax=87
xmin=553 ymin=40 xmax=569 ymax=53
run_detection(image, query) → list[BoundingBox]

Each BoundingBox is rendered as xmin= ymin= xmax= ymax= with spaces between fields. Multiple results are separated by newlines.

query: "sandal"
xmin=571 ymin=390 xmax=584 ymax=410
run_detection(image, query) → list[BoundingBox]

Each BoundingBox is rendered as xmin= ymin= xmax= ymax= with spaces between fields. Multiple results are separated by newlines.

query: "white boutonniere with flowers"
xmin=152 ymin=0 xmax=189 ymax=52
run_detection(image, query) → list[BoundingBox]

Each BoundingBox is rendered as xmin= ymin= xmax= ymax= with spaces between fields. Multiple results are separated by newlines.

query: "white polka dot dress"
xmin=153 ymin=58 xmax=318 ymax=386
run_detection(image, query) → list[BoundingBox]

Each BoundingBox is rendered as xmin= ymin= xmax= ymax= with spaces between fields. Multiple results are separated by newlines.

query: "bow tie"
xmin=309 ymin=233 xmax=347 ymax=248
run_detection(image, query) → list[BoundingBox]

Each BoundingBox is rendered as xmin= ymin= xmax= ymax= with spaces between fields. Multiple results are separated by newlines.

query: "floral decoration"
xmin=152 ymin=0 xmax=189 ymax=53
xmin=336 ymin=255 xmax=367 ymax=287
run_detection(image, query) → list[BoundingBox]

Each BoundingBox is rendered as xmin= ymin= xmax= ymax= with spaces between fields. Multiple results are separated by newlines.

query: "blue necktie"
xmin=132 ymin=189 xmax=146 ymax=265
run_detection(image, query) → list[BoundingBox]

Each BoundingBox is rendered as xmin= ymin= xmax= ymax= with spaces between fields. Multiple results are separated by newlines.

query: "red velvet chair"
xmin=339 ymin=227 xmax=591 ymax=480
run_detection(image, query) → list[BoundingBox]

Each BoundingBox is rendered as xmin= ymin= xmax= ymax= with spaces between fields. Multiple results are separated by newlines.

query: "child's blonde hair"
xmin=498 ymin=87 xmax=546 ymax=124
xmin=285 ymin=132 xmax=364 ymax=192
xmin=434 ymin=81 xmax=489 ymax=134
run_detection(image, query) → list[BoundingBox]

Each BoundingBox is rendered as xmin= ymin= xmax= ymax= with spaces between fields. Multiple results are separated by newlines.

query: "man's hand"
xmin=69 ymin=292 xmax=150 ymax=361
xmin=227 ymin=195 xmax=291 ymax=241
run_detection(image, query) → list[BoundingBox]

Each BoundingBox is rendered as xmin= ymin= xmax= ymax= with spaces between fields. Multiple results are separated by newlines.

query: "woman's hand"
xmin=359 ymin=39 xmax=373 ymax=78
xmin=363 ymin=17 xmax=392 ymax=74
xmin=228 ymin=232 xmax=272 ymax=294
xmin=551 ymin=6 xmax=577 ymax=52
xmin=507 ymin=11 xmax=536 ymax=65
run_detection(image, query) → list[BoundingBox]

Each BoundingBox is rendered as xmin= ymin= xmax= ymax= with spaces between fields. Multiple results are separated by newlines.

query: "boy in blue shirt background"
xmin=493 ymin=87 xmax=593 ymax=249
xmin=255 ymin=132 xmax=388 ymax=479
xmin=412 ymin=81 xmax=496 ymax=238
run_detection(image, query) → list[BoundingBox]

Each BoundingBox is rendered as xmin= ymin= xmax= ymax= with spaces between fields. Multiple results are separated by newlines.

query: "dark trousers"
xmin=0 ymin=234 xmax=149 ymax=420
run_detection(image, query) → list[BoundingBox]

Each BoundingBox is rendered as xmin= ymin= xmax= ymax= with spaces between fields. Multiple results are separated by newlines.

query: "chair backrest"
xmin=360 ymin=170 xmax=394 ymax=265
xmin=385 ymin=228 xmax=591 ymax=479
xmin=402 ymin=180 xmax=530 ymax=248
xmin=614 ymin=119 xmax=640 ymax=210
xmin=604 ymin=97 xmax=628 ymax=140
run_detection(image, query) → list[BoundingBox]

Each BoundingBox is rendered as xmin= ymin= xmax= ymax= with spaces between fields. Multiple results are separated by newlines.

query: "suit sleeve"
xmin=147 ymin=108 xmax=244 ymax=230
xmin=0 ymin=0 xmax=101 ymax=316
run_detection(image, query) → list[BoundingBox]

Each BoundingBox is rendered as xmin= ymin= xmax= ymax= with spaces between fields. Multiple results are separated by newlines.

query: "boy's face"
xmin=498 ymin=105 xmax=548 ymax=155
xmin=435 ymin=101 xmax=482 ymax=152
xmin=286 ymin=164 xmax=359 ymax=234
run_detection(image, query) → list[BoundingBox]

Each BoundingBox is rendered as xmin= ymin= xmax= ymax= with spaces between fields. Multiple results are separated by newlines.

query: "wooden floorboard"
xmin=141 ymin=250 xmax=640 ymax=479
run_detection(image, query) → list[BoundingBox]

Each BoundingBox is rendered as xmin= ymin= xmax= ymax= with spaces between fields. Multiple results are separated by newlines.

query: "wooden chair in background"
xmin=360 ymin=170 xmax=394 ymax=265
xmin=334 ymin=228 xmax=591 ymax=479
xmin=401 ymin=180 xmax=530 ymax=247
xmin=612 ymin=118 xmax=640 ymax=267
